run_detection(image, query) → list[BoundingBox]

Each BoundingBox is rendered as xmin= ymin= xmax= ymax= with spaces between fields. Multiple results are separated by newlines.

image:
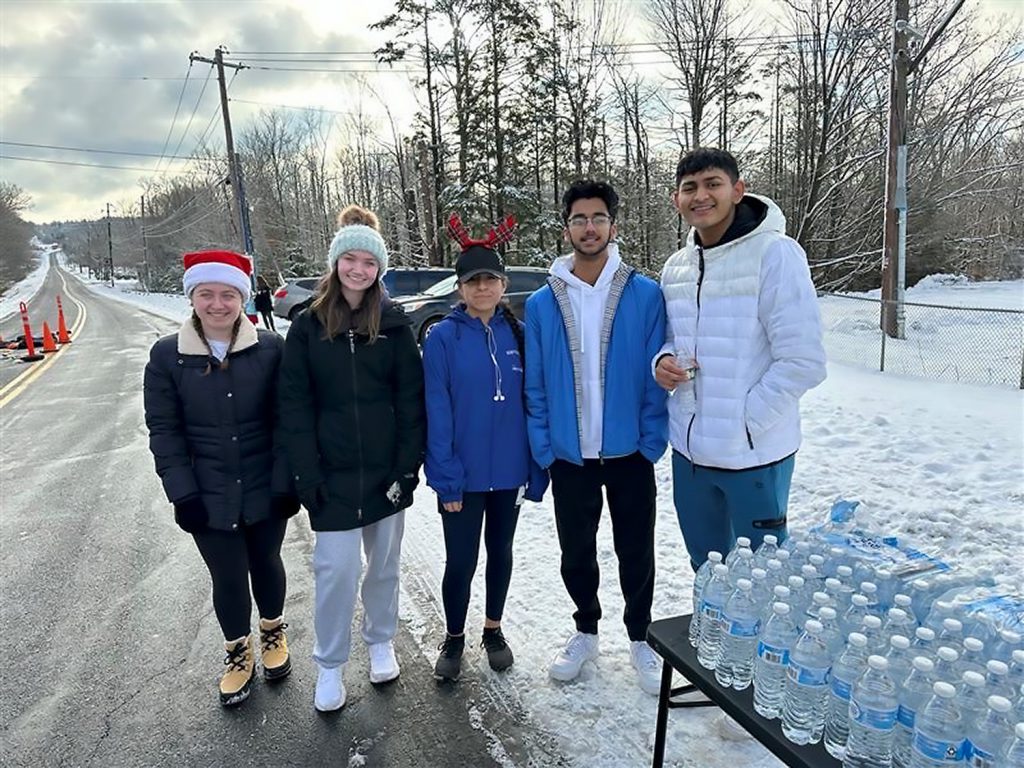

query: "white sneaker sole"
xmin=314 ymin=693 xmax=345 ymax=712
xmin=369 ymin=667 xmax=400 ymax=684
xmin=549 ymin=653 xmax=598 ymax=682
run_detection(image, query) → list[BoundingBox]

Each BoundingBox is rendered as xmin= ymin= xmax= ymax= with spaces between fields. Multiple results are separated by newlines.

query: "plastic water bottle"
xmin=750 ymin=567 xmax=771 ymax=614
xmin=782 ymin=619 xmax=832 ymax=745
xmin=933 ymin=646 xmax=961 ymax=688
xmin=789 ymin=540 xmax=812 ymax=573
xmin=754 ymin=602 xmax=800 ymax=720
xmin=1004 ymin=721 xmax=1024 ymax=766
xmin=1010 ymin=650 xmax=1024 ymax=691
xmin=788 ymin=575 xmax=809 ymax=617
xmin=833 ymin=568 xmax=857 ymax=618
xmin=960 ymin=670 xmax=990 ymax=730
xmin=986 ymin=659 xmax=1015 ymax=701
xmin=924 ymin=600 xmax=956 ymax=633
xmin=819 ymin=606 xmax=845 ymax=659
xmin=775 ymin=548 xmax=793 ymax=578
xmin=884 ymin=608 xmax=916 ymax=647
xmin=862 ymin=615 xmax=887 ymax=656
xmin=689 ymin=551 xmax=723 ymax=647
xmin=860 ymin=582 xmax=883 ymax=618
xmin=824 ymin=632 xmax=870 ymax=758
xmin=912 ymin=627 xmax=936 ymax=655
xmin=893 ymin=594 xmax=919 ymax=628
xmin=765 ymin=558 xmax=786 ymax=592
xmin=753 ymin=534 xmax=779 ymax=570
xmin=697 ymin=563 xmax=731 ymax=669
xmin=725 ymin=536 xmax=753 ymax=568
xmin=728 ymin=549 xmax=754 ymax=588
xmin=886 ymin=635 xmax=913 ymax=687
xmin=938 ymin=618 xmax=964 ymax=646
xmin=966 ymin=695 xmax=1012 ymax=767
xmin=959 ymin=637 xmax=987 ymax=678
xmin=715 ymin=578 xmax=761 ymax=690
xmin=873 ymin=569 xmax=896 ymax=613
xmin=802 ymin=564 xmax=825 ymax=598
xmin=808 ymin=590 xmax=832 ymax=619
xmin=991 ymin=629 xmax=1022 ymax=664
xmin=894 ymin=656 xmax=935 ymax=768
xmin=845 ymin=655 xmax=899 ymax=768
xmin=843 ymin=594 xmax=872 ymax=639
xmin=908 ymin=681 xmax=966 ymax=767
xmin=908 ymin=579 xmax=932 ymax=623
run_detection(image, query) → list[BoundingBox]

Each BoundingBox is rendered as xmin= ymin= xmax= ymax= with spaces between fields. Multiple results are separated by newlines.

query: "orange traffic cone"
xmin=18 ymin=302 xmax=44 ymax=362
xmin=41 ymin=322 xmax=58 ymax=353
xmin=56 ymin=295 xmax=71 ymax=343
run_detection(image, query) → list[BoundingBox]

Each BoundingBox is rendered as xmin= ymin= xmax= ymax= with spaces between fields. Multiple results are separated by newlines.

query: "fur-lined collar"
xmin=177 ymin=316 xmax=259 ymax=356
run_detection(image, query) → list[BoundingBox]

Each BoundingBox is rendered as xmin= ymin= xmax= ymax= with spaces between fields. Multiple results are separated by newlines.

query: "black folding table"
xmin=646 ymin=615 xmax=840 ymax=768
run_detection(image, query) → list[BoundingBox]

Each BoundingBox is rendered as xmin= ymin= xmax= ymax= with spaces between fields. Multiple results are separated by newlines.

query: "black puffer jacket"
xmin=143 ymin=318 xmax=290 ymax=531
xmin=278 ymin=301 xmax=425 ymax=531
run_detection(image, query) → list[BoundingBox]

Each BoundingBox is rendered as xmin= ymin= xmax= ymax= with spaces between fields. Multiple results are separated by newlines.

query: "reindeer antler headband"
xmin=446 ymin=212 xmax=518 ymax=251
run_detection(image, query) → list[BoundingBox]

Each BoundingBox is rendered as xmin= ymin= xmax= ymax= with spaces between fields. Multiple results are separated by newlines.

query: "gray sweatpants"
xmin=312 ymin=512 xmax=405 ymax=669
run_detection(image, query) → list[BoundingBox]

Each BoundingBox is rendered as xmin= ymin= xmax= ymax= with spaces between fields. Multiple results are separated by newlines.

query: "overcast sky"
xmin=1 ymin=0 xmax=1021 ymax=224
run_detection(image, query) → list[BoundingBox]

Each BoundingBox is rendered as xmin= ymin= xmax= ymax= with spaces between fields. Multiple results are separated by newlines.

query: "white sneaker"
xmin=368 ymin=640 xmax=400 ymax=684
xmin=630 ymin=640 xmax=662 ymax=696
xmin=549 ymin=632 xmax=599 ymax=682
xmin=314 ymin=664 xmax=346 ymax=712
xmin=716 ymin=713 xmax=751 ymax=741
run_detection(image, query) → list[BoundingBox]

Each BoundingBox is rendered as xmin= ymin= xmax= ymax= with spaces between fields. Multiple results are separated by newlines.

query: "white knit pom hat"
xmin=327 ymin=224 xmax=389 ymax=276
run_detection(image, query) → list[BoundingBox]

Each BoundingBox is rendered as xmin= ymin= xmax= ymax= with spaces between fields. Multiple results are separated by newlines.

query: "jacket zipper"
xmin=686 ymin=246 xmax=706 ymax=459
xmin=485 ymin=322 xmax=498 ymax=487
xmin=348 ymin=330 xmax=364 ymax=522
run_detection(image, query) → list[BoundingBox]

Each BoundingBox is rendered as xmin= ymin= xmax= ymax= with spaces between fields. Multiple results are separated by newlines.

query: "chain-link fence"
xmin=819 ymin=293 xmax=1024 ymax=389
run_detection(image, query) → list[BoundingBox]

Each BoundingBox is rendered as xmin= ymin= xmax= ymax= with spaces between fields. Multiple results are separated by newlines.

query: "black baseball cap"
xmin=456 ymin=245 xmax=505 ymax=283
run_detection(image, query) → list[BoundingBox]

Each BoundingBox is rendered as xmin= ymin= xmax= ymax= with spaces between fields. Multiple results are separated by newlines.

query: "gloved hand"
xmin=173 ymin=496 xmax=208 ymax=533
xmin=386 ymin=473 xmax=419 ymax=511
xmin=272 ymin=495 xmax=301 ymax=519
xmin=299 ymin=485 xmax=327 ymax=517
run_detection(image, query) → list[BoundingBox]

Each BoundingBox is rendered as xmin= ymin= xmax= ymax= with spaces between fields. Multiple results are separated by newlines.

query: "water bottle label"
xmin=830 ymin=675 xmax=852 ymax=700
xmin=850 ymin=701 xmax=897 ymax=731
xmin=726 ymin=617 xmax=761 ymax=638
xmin=787 ymin=661 xmax=829 ymax=687
xmin=700 ymin=600 xmax=723 ymax=621
xmin=757 ymin=641 xmax=788 ymax=666
xmin=896 ymin=704 xmax=916 ymax=729
xmin=966 ymin=741 xmax=996 ymax=767
xmin=911 ymin=732 xmax=966 ymax=762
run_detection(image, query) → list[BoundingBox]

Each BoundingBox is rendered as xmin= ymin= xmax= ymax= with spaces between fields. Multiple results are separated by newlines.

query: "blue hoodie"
xmin=423 ymin=305 xmax=548 ymax=504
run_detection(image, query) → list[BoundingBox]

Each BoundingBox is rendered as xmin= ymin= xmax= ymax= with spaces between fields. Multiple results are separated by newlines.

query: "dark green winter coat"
xmin=278 ymin=301 xmax=425 ymax=531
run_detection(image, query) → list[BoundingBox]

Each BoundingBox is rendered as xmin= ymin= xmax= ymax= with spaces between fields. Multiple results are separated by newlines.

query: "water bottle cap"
xmin=986 ymin=695 xmax=1011 ymax=712
xmin=708 ymin=551 xmax=723 ymax=563
xmin=933 ymin=681 xmax=956 ymax=698
xmin=739 ymin=549 xmax=753 ymax=560
xmin=860 ymin=581 xmax=878 ymax=595
xmin=813 ymin=591 xmax=830 ymax=605
xmin=963 ymin=637 xmax=984 ymax=653
xmin=875 ymin=568 xmax=892 ymax=579
xmin=736 ymin=536 xmax=751 ymax=548
xmin=774 ymin=585 xmax=791 ymax=599
xmin=888 ymin=607 xmax=907 ymax=621
xmin=713 ymin=564 xmax=729 ymax=577
xmin=937 ymin=646 xmax=959 ymax=662
xmin=801 ymin=565 xmax=818 ymax=578
xmin=890 ymin=635 xmax=910 ymax=649
xmin=852 ymin=594 xmax=869 ymax=607
xmin=776 ymin=550 xmax=791 ymax=562
xmin=804 ymin=619 xmax=823 ymax=634
xmin=911 ymin=578 xmax=928 ymax=590
xmin=998 ymin=628 xmax=1021 ymax=643
xmin=848 ymin=632 xmax=867 ymax=647
xmin=763 ymin=534 xmax=777 ymax=546
xmin=825 ymin=578 xmax=841 ymax=590
xmin=829 ymin=547 xmax=844 ymax=557
xmin=751 ymin=568 xmax=767 ymax=580
xmin=766 ymin=559 xmax=782 ymax=571
xmin=1018 ymin=722 xmax=1024 ymax=739
xmin=863 ymin=616 xmax=883 ymax=629
xmin=943 ymin=618 xmax=963 ymax=632
xmin=837 ymin=565 xmax=853 ymax=577
xmin=915 ymin=627 xmax=935 ymax=641
xmin=796 ymin=541 xmax=810 ymax=552
xmin=736 ymin=578 xmax=752 ymax=590
xmin=819 ymin=607 xmax=837 ymax=621
xmin=962 ymin=670 xmax=985 ymax=688
xmin=809 ymin=554 xmax=825 ymax=567
xmin=1014 ymin=649 xmax=1024 ymax=664
xmin=788 ymin=575 xmax=805 ymax=588
xmin=987 ymin=659 xmax=1008 ymax=675
xmin=868 ymin=655 xmax=888 ymax=670
xmin=912 ymin=656 xmax=934 ymax=672
xmin=894 ymin=594 xmax=912 ymax=607
xmin=935 ymin=600 xmax=954 ymax=611
xmin=773 ymin=602 xmax=791 ymax=615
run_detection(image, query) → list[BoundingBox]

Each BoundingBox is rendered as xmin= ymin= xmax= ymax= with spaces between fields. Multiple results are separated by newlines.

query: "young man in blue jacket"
xmin=524 ymin=179 xmax=669 ymax=695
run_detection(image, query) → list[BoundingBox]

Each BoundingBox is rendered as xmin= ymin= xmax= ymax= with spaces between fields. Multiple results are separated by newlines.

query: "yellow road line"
xmin=0 ymin=269 xmax=88 ymax=408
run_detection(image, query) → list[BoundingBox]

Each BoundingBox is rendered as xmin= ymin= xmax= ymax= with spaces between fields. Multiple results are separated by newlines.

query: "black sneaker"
xmin=433 ymin=634 xmax=465 ymax=681
xmin=481 ymin=627 xmax=514 ymax=671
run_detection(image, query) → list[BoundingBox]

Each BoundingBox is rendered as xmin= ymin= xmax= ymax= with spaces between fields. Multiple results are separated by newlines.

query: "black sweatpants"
xmin=440 ymin=489 xmax=520 ymax=636
xmin=549 ymin=452 xmax=656 ymax=642
xmin=192 ymin=517 xmax=288 ymax=641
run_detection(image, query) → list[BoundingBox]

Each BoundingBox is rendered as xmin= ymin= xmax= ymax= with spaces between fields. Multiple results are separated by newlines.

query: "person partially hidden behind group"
xmin=143 ymin=249 xmax=299 ymax=707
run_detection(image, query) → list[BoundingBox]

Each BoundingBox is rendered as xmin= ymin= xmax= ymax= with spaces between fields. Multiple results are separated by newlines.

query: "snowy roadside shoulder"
xmin=0 ymin=244 xmax=51 ymax=322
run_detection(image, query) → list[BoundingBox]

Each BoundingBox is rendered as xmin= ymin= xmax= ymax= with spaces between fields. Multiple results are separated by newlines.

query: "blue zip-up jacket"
xmin=423 ymin=305 xmax=548 ymax=504
xmin=524 ymin=264 xmax=668 ymax=468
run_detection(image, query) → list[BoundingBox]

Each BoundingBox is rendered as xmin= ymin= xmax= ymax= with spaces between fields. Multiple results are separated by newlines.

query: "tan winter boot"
xmin=219 ymin=634 xmax=255 ymax=706
xmin=259 ymin=616 xmax=291 ymax=681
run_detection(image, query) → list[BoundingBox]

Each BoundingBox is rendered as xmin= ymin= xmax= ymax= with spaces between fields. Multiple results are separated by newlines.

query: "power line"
xmin=153 ymin=62 xmax=195 ymax=174
xmin=225 ymin=61 xmax=422 ymax=74
xmin=0 ymin=139 xmax=219 ymax=161
xmin=0 ymin=154 xmax=174 ymax=173
xmin=230 ymin=97 xmax=363 ymax=116
xmin=0 ymin=74 xmax=192 ymax=81
xmin=166 ymin=65 xmax=215 ymax=168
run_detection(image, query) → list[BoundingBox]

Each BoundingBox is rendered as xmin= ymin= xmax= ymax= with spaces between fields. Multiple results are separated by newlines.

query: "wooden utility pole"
xmin=140 ymin=194 xmax=149 ymax=292
xmin=105 ymin=203 xmax=114 ymax=288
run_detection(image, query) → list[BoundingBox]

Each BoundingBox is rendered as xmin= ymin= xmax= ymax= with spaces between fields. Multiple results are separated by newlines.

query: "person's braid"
xmin=191 ymin=311 xmax=214 ymax=375
xmin=220 ymin=317 xmax=242 ymax=370
xmin=501 ymin=303 xmax=525 ymax=365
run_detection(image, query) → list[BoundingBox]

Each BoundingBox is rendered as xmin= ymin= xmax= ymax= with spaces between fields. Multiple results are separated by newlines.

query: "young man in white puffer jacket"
xmin=654 ymin=148 xmax=827 ymax=571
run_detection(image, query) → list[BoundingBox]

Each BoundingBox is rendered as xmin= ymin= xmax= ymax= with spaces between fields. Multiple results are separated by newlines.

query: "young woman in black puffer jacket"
xmin=143 ymin=249 xmax=298 ymax=708
xmin=277 ymin=205 xmax=425 ymax=713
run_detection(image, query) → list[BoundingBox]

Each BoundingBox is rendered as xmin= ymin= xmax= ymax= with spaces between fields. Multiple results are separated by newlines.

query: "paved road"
xmin=0 ymin=268 xmax=564 ymax=768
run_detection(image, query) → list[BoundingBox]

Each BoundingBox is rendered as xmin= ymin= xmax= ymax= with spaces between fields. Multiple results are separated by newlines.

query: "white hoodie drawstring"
xmin=485 ymin=324 xmax=505 ymax=402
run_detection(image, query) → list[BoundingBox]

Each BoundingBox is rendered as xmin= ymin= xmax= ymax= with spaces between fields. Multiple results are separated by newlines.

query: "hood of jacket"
xmin=550 ymin=241 xmax=623 ymax=290
xmin=177 ymin=315 xmax=259 ymax=356
xmin=687 ymin=194 xmax=785 ymax=253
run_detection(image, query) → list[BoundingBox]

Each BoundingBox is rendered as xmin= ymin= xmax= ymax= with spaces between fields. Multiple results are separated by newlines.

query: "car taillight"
xmin=274 ymin=288 xmax=287 ymax=298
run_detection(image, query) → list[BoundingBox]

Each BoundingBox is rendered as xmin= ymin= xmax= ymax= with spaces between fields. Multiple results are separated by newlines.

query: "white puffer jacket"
xmin=657 ymin=194 xmax=826 ymax=469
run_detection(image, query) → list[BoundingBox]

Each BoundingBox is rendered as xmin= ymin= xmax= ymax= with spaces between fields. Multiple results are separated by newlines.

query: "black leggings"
xmin=440 ymin=489 xmax=520 ymax=636
xmin=192 ymin=518 xmax=288 ymax=640
xmin=259 ymin=310 xmax=275 ymax=332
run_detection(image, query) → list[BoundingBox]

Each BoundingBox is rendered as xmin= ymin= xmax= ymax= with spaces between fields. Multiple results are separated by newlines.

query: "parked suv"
xmin=273 ymin=267 xmax=455 ymax=320
xmin=393 ymin=267 xmax=550 ymax=343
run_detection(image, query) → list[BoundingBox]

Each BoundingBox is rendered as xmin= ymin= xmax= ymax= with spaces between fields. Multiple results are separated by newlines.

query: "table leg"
xmin=652 ymin=660 xmax=673 ymax=767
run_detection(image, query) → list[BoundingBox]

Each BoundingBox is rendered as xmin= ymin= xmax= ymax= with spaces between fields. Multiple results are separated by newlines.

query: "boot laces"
xmin=437 ymin=636 xmax=464 ymax=658
xmin=224 ymin=642 xmax=250 ymax=673
xmin=260 ymin=622 xmax=288 ymax=650
xmin=481 ymin=629 xmax=508 ymax=653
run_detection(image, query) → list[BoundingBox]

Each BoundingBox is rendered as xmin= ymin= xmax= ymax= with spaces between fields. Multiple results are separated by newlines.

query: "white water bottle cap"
xmin=708 ymin=551 xmax=723 ymax=563
xmin=986 ymin=695 xmax=1011 ymax=712
xmin=713 ymin=564 xmax=729 ymax=577
xmin=963 ymin=637 xmax=984 ymax=653
xmin=736 ymin=536 xmax=751 ymax=548
xmin=868 ymin=655 xmax=888 ymax=671
xmin=933 ymin=681 xmax=956 ymax=698
xmin=915 ymin=627 xmax=935 ymax=641
xmin=987 ymin=659 xmax=1008 ymax=675
xmin=894 ymin=594 xmax=912 ymax=607
xmin=890 ymin=635 xmax=910 ymax=650
xmin=943 ymin=618 xmax=963 ymax=632
xmin=763 ymin=535 xmax=778 ymax=546
xmin=937 ymin=646 xmax=959 ymax=663
xmin=736 ymin=578 xmax=752 ymax=591
xmin=863 ymin=616 xmax=882 ymax=630
xmin=773 ymin=602 xmax=791 ymax=615
xmin=912 ymin=656 xmax=934 ymax=672
xmin=848 ymin=633 xmax=867 ymax=648
xmin=962 ymin=670 xmax=985 ymax=688
xmin=804 ymin=620 xmax=823 ymax=634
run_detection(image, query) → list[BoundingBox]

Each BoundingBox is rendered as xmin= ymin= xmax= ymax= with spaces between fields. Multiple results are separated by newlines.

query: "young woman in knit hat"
xmin=277 ymin=205 xmax=425 ymax=712
xmin=143 ymin=249 xmax=299 ymax=707
xmin=422 ymin=215 xmax=548 ymax=682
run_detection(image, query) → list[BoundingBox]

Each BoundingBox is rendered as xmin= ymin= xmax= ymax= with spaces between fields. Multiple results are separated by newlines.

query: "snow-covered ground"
xmin=0 ymin=239 xmax=51 ymax=322
xmin=6 ymin=261 xmax=1023 ymax=766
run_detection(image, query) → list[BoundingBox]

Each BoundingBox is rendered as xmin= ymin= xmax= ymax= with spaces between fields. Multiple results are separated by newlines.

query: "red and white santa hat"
xmin=182 ymin=250 xmax=253 ymax=301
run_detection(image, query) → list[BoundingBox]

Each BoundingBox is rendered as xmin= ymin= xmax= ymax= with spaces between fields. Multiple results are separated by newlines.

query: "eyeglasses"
xmin=566 ymin=213 xmax=613 ymax=229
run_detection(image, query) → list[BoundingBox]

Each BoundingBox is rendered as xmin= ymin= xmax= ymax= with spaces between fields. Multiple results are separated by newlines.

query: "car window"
xmin=417 ymin=270 xmax=453 ymax=291
xmin=297 ymin=278 xmax=319 ymax=291
xmin=507 ymin=272 xmax=547 ymax=293
xmin=389 ymin=273 xmax=420 ymax=296
xmin=423 ymin=275 xmax=459 ymax=296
